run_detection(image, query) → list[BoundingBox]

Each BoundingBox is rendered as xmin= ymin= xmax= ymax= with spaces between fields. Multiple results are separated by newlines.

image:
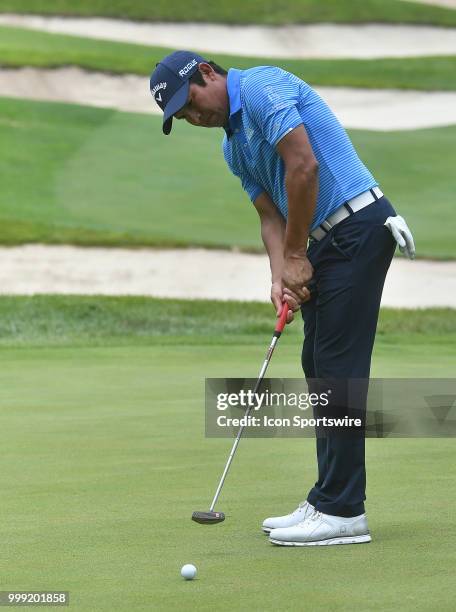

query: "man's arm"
xmin=253 ymin=191 xmax=299 ymax=321
xmin=276 ymin=124 xmax=319 ymax=303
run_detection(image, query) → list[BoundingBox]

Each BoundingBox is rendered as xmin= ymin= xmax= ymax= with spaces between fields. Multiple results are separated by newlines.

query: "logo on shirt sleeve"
xmin=265 ymin=85 xmax=290 ymax=111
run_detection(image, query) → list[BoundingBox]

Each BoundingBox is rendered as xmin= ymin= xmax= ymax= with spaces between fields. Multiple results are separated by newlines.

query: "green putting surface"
xmin=1 ymin=25 xmax=456 ymax=91
xmin=0 ymin=298 xmax=455 ymax=610
xmin=0 ymin=98 xmax=455 ymax=258
xmin=1 ymin=0 xmax=456 ymax=26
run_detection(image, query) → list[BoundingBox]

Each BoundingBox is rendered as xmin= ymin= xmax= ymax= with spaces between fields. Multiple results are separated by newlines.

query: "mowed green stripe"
xmin=1 ymin=26 xmax=456 ymax=91
xmin=1 ymin=0 xmax=456 ymax=26
xmin=0 ymin=98 xmax=455 ymax=258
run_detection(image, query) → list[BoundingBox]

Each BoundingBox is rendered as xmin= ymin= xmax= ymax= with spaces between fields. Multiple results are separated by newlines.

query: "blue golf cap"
xmin=150 ymin=50 xmax=207 ymax=135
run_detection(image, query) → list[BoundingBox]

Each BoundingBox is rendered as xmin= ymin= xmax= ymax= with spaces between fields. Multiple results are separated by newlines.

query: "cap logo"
xmin=151 ymin=81 xmax=167 ymax=100
xmin=179 ymin=59 xmax=197 ymax=78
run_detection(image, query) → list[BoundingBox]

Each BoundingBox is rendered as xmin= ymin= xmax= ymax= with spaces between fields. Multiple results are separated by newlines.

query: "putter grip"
xmin=275 ymin=303 xmax=289 ymax=334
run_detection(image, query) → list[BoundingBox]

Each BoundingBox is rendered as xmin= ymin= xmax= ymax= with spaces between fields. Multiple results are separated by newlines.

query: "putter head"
xmin=191 ymin=510 xmax=225 ymax=524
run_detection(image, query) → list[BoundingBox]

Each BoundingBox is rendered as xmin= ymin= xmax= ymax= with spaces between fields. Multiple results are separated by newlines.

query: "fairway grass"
xmin=1 ymin=0 xmax=456 ymax=26
xmin=2 ymin=26 xmax=456 ymax=92
xmin=1 ymin=98 xmax=455 ymax=259
xmin=0 ymin=298 xmax=454 ymax=610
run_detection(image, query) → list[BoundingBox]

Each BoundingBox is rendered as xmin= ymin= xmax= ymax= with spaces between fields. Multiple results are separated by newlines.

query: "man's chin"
xmin=208 ymin=113 xmax=227 ymax=128
xmin=204 ymin=120 xmax=224 ymax=129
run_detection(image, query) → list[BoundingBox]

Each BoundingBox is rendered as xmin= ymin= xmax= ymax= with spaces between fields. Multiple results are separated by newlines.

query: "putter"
xmin=192 ymin=302 xmax=290 ymax=525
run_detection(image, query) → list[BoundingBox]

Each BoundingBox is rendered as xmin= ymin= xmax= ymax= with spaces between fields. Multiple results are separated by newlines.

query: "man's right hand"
xmin=271 ymin=281 xmax=301 ymax=324
xmin=282 ymin=253 xmax=314 ymax=304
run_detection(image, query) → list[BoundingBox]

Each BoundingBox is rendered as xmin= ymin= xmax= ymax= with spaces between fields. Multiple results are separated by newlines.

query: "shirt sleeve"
xmin=240 ymin=174 xmax=264 ymax=203
xmin=223 ymin=136 xmax=264 ymax=203
xmin=243 ymin=73 xmax=303 ymax=147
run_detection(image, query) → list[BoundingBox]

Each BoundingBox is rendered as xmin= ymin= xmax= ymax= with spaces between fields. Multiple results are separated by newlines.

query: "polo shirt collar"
xmin=225 ymin=68 xmax=242 ymax=138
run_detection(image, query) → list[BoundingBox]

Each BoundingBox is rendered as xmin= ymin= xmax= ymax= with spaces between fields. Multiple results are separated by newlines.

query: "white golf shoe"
xmin=269 ymin=510 xmax=371 ymax=546
xmin=262 ymin=500 xmax=315 ymax=534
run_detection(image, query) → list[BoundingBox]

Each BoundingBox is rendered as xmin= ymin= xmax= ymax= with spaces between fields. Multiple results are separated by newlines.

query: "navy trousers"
xmin=301 ymin=195 xmax=396 ymax=517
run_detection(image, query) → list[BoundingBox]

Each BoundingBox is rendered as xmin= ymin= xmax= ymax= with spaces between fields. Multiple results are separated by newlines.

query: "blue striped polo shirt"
xmin=222 ymin=66 xmax=377 ymax=229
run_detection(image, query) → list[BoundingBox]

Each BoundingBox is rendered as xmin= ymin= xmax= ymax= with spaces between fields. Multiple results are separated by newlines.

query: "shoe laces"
xmin=296 ymin=509 xmax=321 ymax=527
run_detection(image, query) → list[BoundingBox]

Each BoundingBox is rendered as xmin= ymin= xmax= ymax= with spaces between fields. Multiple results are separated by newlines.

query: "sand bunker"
xmin=0 ymin=245 xmax=454 ymax=308
xmin=1 ymin=14 xmax=456 ymax=59
xmin=2 ymin=67 xmax=456 ymax=130
xmin=400 ymin=0 xmax=456 ymax=8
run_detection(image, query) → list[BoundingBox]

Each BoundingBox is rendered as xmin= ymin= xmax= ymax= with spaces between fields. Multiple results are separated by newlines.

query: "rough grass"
xmin=0 ymin=295 xmax=454 ymax=347
xmin=1 ymin=26 xmax=456 ymax=91
xmin=1 ymin=0 xmax=456 ymax=26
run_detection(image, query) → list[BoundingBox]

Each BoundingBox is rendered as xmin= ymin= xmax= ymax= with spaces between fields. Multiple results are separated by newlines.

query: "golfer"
xmin=150 ymin=51 xmax=415 ymax=546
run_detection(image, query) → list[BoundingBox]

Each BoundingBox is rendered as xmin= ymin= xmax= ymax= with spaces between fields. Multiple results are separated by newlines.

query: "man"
xmin=150 ymin=51 xmax=415 ymax=546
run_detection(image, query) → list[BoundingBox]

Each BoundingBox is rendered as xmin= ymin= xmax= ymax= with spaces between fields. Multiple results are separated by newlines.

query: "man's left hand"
xmin=282 ymin=254 xmax=314 ymax=304
xmin=384 ymin=215 xmax=416 ymax=259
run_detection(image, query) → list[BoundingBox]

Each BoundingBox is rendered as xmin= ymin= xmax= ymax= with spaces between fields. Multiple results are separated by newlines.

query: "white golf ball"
xmin=181 ymin=564 xmax=197 ymax=580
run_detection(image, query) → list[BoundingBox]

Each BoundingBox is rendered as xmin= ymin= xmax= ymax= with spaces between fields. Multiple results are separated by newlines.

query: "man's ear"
xmin=198 ymin=62 xmax=216 ymax=81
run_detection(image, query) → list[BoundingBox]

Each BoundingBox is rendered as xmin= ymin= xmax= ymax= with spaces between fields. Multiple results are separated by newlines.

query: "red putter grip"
xmin=275 ymin=303 xmax=289 ymax=334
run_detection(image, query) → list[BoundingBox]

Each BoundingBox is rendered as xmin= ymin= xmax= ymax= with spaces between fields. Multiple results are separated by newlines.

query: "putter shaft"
xmin=209 ymin=307 xmax=288 ymax=512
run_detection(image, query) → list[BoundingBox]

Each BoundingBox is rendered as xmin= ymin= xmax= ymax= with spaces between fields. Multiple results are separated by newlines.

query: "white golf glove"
xmin=384 ymin=215 xmax=416 ymax=259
